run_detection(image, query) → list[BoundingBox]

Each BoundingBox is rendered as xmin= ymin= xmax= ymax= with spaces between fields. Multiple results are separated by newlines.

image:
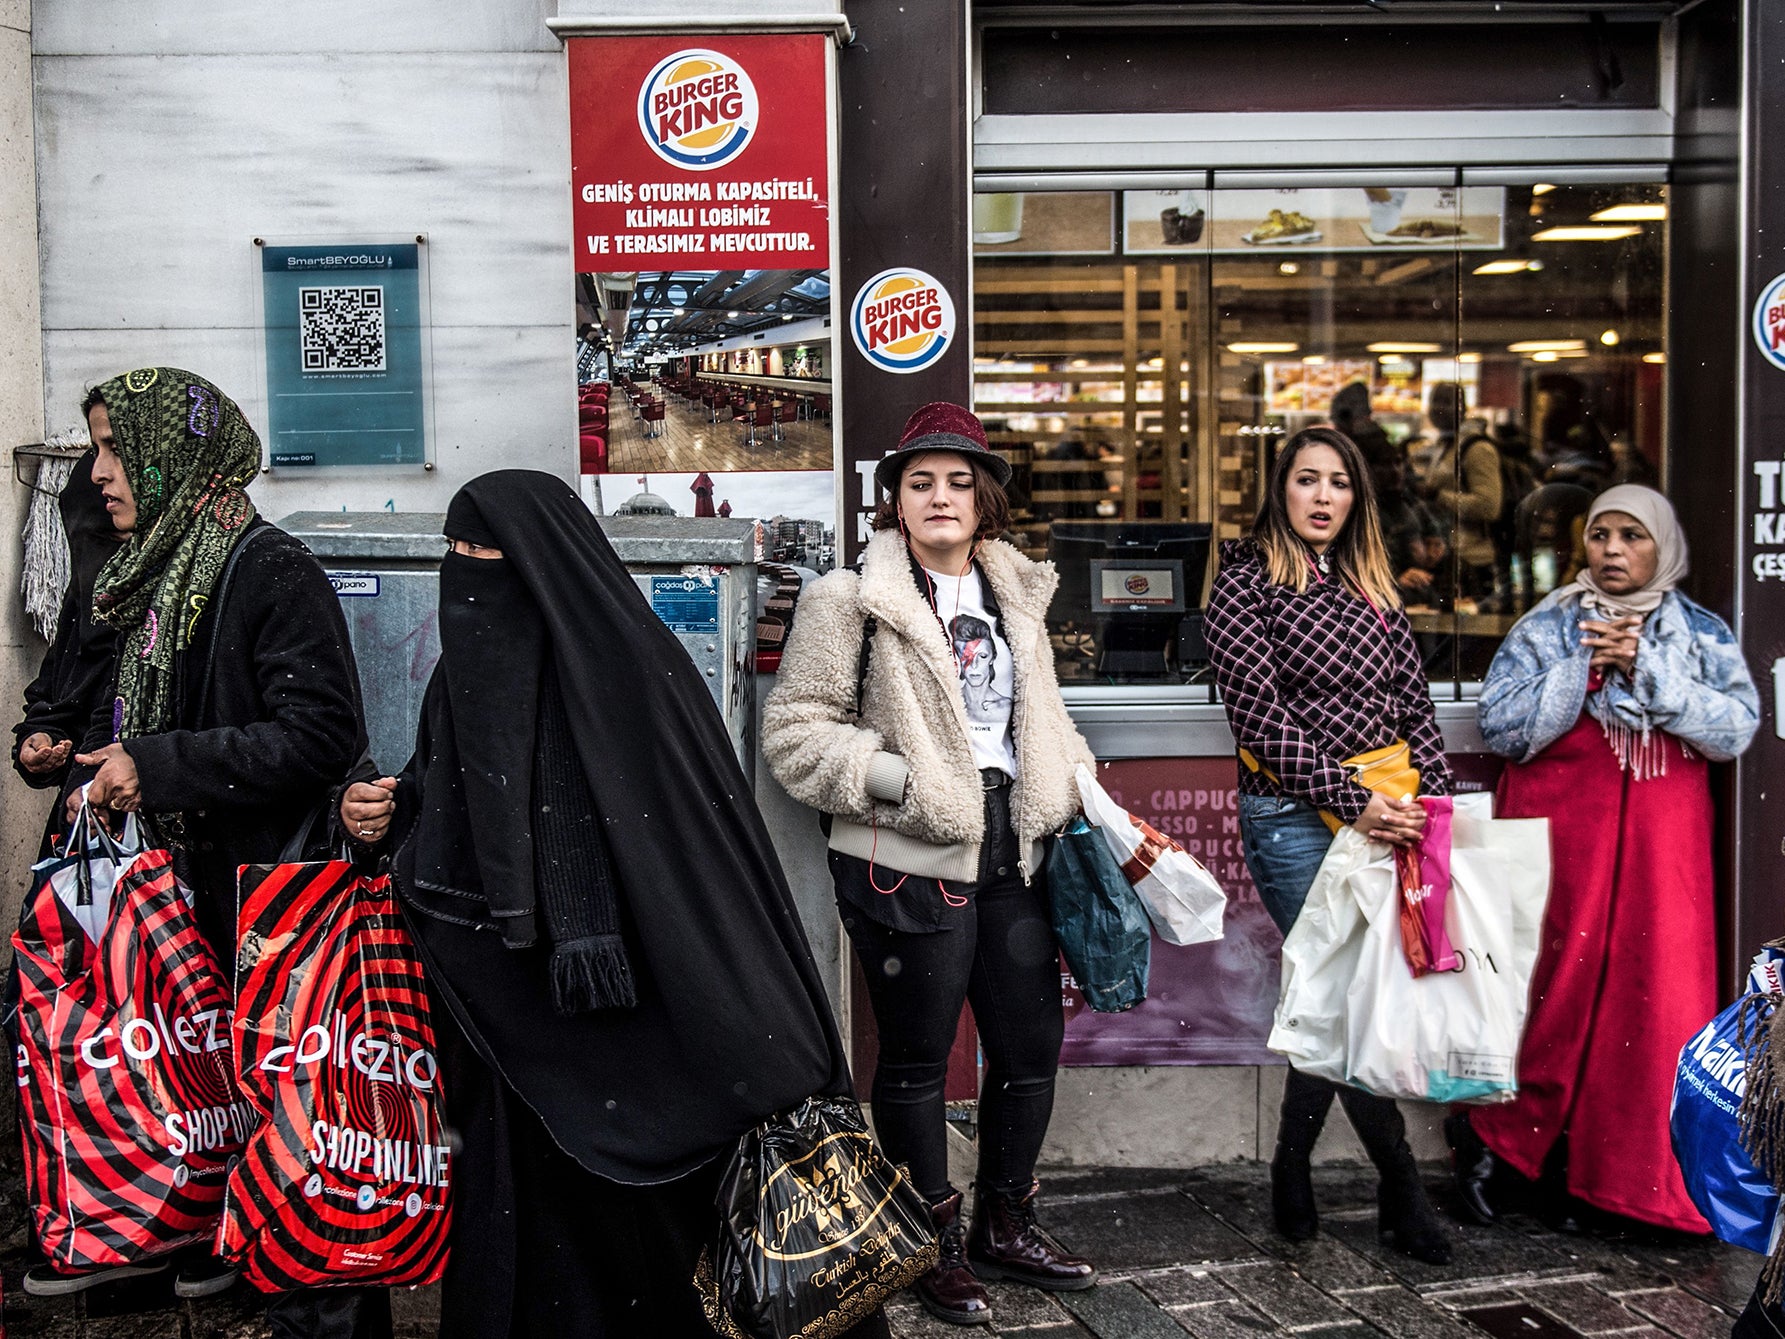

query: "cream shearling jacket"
xmin=763 ymin=529 xmax=1095 ymax=882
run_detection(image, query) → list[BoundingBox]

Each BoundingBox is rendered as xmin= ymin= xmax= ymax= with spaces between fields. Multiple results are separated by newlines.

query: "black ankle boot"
xmin=1337 ymin=1088 xmax=1454 ymax=1265
xmin=915 ymin=1191 xmax=991 ymax=1325
xmin=1272 ymin=1068 xmax=1338 ymax=1242
xmin=1443 ymin=1111 xmax=1496 ymax=1226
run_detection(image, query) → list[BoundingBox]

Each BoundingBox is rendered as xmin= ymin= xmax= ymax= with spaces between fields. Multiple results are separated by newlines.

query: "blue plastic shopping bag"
xmin=1046 ymin=817 xmax=1150 ymax=1013
xmin=1671 ymin=945 xmax=1785 ymax=1253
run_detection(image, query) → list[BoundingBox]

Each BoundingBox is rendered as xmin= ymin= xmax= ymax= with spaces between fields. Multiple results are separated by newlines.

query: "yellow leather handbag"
xmin=1238 ymin=740 xmax=1419 ymax=834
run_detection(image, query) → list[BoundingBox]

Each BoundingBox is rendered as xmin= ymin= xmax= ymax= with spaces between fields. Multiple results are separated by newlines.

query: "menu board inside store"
xmin=1122 ymin=186 xmax=1506 ymax=254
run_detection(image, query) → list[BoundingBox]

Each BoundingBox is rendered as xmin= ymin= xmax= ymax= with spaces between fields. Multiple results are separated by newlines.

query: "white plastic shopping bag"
xmin=29 ymin=793 xmax=144 ymax=945
xmin=1268 ymin=793 xmax=1550 ymax=1103
xmin=1074 ymin=763 xmax=1227 ymax=947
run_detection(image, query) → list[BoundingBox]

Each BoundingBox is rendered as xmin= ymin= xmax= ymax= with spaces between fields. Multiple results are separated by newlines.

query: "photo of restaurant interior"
xmin=576 ymin=268 xmax=835 ymax=478
xmin=969 ymin=178 xmax=1664 ymax=688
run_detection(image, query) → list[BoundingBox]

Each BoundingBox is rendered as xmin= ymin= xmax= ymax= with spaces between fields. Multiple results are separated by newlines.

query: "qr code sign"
xmin=299 ymin=286 xmax=387 ymax=373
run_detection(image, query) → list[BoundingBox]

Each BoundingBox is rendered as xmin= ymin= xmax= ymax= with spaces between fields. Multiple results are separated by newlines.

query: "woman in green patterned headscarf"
xmin=87 ymin=367 xmax=261 ymax=741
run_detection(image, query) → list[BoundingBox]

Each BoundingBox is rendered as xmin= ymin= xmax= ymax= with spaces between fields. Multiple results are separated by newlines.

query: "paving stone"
xmin=1322 ymin=1205 xmax=1578 ymax=1291
xmin=1044 ymin=1168 xmax=1200 ymax=1199
xmin=1278 ymin=1238 xmax=1404 ymax=1294
xmin=1041 ymin=1190 xmax=1258 ymax=1273
xmin=1165 ymin=1300 xmax=1287 ymax=1339
xmin=1133 ymin=1269 xmax=1236 ymax=1308
xmin=1618 ymin=1288 xmax=1734 ymax=1339
xmin=1519 ymin=1281 xmax=1653 ymax=1334
xmin=1216 ymin=1260 xmax=1362 ymax=1329
xmin=79 ymin=1315 xmax=183 ymax=1339
xmin=1425 ymin=1289 xmax=1528 ymax=1312
xmin=1337 ymin=1285 xmax=1487 ymax=1339
xmin=982 ymin=1281 xmax=1077 ymax=1329
xmin=1063 ymin=1282 xmax=1207 ymax=1339
xmin=389 ymin=1284 xmax=441 ymax=1339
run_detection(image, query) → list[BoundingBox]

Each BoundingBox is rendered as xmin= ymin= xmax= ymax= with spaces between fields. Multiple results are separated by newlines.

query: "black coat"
xmin=12 ymin=583 xmax=117 ymax=793
xmin=80 ymin=521 xmax=365 ymax=952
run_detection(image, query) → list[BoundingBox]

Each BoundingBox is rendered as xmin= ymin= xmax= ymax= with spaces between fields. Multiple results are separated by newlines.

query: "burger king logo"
xmin=1124 ymin=574 xmax=1152 ymax=596
xmin=637 ymin=49 xmax=759 ymax=171
xmin=1754 ymin=271 xmax=1785 ymax=371
xmin=851 ymin=268 xmax=956 ymax=375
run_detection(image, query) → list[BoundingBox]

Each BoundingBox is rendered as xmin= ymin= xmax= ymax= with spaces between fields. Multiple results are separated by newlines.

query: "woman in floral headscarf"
xmin=48 ymin=369 xmax=375 ymax=1333
xmin=1448 ymin=485 xmax=1759 ymax=1235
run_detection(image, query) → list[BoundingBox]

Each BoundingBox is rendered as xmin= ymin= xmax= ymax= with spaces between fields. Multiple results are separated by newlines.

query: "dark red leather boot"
xmin=966 ymin=1181 xmax=1097 ymax=1291
xmin=915 ymin=1190 xmax=991 ymax=1326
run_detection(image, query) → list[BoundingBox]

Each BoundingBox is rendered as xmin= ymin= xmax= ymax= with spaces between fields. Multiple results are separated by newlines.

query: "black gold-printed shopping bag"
xmin=698 ymin=1096 xmax=936 ymax=1339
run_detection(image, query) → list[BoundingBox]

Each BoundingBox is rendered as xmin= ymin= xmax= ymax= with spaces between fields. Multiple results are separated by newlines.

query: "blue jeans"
xmin=1237 ymin=793 xmax=1337 ymax=937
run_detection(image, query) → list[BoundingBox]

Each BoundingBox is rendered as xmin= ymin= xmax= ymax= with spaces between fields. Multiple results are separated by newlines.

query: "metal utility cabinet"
xmin=280 ymin=512 xmax=759 ymax=781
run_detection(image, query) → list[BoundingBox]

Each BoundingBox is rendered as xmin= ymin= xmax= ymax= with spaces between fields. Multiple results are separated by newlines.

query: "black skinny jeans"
xmin=835 ymin=787 xmax=1064 ymax=1203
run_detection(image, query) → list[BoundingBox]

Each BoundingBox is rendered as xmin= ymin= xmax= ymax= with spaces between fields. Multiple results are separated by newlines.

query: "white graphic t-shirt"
xmin=923 ymin=566 xmax=1019 ymax=778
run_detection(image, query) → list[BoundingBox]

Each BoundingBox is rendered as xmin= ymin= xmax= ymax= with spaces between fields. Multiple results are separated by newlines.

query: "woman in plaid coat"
xmin=1206 ymin=425 xmax=1455 ymax=1264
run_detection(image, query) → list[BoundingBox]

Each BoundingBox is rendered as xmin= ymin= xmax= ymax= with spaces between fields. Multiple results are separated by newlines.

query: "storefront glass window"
xmin=972 ymin=177 xmax=1667 ymax=692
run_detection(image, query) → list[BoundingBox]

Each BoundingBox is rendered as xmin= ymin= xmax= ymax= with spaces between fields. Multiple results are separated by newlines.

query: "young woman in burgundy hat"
xmin=766 ymin=402 xmax=1099 ymax=1326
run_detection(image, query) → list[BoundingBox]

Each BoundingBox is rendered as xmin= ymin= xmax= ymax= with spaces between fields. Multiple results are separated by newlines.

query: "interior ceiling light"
xmin=1600 ymin=329 xmax=1621 ymax=346
xmin=1278 ymin=261 xmax=1299 ymax=275
xmin=782 ymin=314 xmax=794 ymax=321
xmin=1507 ymin=339 xmax=1587 ymax=353
xmin=1472 ymin=259 xmax=1534 ymax=275
xmin=1530 ymin=225 xmax=1643 ymax=242
xmin=1301 ymin=355 xmax=1327 ymax=366
xmin=1366 ymin=341 xmax=1442 ymax=354
xmin=1643 ymin=352 xmax=1667 ymax=364
xmin=1590 ymin=203 xmax=1667 ymax=222
xmin=1531 ymin=351 xmax=1560 ymax=362
xmin=1070 ymin=358 xmax=1089 ymax=369
xmin=1457 ymin=352 xmax=1483 ymax=364
xmin=1532 ymin=183 xmax=1557 ymax=196
xmin=728 ymin=310 xmax=740 ymax=318
xmin=673 ymin=307 xmax=685 ymax=315
xmin=1226 ymin=342 xmax=1299 ymax=355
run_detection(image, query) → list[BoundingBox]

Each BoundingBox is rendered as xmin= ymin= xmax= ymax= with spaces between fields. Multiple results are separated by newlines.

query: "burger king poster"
xmin=568 ymin=36 xmax=829 ymax=270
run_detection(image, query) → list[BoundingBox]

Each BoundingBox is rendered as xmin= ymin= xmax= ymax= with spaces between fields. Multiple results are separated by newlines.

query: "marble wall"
xmin=1 ymin=0 xmax=48 ymax=971
xmin=33 ymin=4 xmax=574 ymax=516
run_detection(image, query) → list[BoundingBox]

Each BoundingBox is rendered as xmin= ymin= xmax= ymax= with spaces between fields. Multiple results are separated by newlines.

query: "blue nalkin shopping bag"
xmin=1047 ymin=817 xmax=1150 ymax=1013
xmin=1671 ymin=946 xmax=1785 ymax=1253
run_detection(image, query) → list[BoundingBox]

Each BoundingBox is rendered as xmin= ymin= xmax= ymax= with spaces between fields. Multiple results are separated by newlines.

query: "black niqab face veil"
xmin=396 ymin=472 xmax=848 ymax=1180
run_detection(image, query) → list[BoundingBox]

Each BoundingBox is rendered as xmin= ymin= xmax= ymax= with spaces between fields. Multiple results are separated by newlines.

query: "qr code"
xmin=299 ymin=286 xmax=386 ymax=373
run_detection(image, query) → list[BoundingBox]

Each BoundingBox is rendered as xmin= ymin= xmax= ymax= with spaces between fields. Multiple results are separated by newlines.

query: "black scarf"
xmin=414 ymin=543 xmax=636 ymax=1014
xmin=394 ymin=471 xmax=849 ymax=1182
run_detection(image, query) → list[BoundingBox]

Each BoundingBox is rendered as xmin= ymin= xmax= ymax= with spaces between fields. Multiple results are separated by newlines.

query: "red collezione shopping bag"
xmin=14 ymin=813 xmax=247 ymax=1270
xmin=1393 ymin=796 xmax=1458 ymax=977
xmin=220 ymin=859 xmax=451 ymax=1290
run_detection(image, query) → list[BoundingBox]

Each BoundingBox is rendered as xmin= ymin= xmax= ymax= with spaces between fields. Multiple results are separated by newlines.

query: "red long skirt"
xmin=1470 ymin=714 xmax=1715 ymax=1232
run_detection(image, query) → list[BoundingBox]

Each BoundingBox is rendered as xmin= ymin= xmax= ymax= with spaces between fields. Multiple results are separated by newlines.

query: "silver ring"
xmin=358 ymin=827 xmax=373 ymax=838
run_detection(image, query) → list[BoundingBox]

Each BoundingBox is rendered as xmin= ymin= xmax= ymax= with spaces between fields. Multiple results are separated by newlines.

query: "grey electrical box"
xmin=280 ymin=512 xmax=758 ymax=781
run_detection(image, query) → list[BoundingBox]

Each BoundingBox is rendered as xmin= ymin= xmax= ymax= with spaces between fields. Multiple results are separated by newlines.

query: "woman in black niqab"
xmin=343 ymin=470 xmax=864 ymax=1337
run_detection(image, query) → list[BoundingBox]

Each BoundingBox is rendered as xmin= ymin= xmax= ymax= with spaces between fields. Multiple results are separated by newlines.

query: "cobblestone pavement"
xmin=883 ymin=1166 xmax=1754 ymax=1339
xmin=0 ymin=1164 xmax=1754 ymax=1338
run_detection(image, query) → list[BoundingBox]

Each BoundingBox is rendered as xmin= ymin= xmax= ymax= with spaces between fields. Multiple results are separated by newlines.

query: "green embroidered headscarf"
xmin=90 ymin=367 xmax=261 ymax=741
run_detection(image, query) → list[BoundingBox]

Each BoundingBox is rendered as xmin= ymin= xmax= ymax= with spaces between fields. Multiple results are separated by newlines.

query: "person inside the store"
xmin=764 ymin=402 xmax=1100 ymax=1326
xmin=1414 ymin=381 xmax=1502 ymax=610
xmin=56 ymin=368 xmax=383 ymax=1336
xmin=1451 ymin=485 xmax=1758 ymax=1234
xmin=1204 ymin=424 xmax=1455 ymax=1265
xmin=338 ymin=471 xmax=882 ymax=1339
xmin=1336 ymin=382 xmax=1448 ymax=611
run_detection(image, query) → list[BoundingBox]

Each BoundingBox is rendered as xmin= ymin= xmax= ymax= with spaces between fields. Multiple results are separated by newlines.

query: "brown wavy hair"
xmin=870 ymin=450 xmax=1011 ymax=540
xmin=1253 ymin=426 xmax=1400 ymax=608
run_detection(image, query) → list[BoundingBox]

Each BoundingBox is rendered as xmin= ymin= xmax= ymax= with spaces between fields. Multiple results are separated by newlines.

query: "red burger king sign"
xmin=851 ymin=268 xmax=956 ymax=375
xmin=569 ymin=35 xmax=829 ymax=270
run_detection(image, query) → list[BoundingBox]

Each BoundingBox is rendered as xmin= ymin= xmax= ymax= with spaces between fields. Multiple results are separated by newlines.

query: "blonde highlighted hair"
xmin=1253 ymin=426 xmax=1402 ymax=610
